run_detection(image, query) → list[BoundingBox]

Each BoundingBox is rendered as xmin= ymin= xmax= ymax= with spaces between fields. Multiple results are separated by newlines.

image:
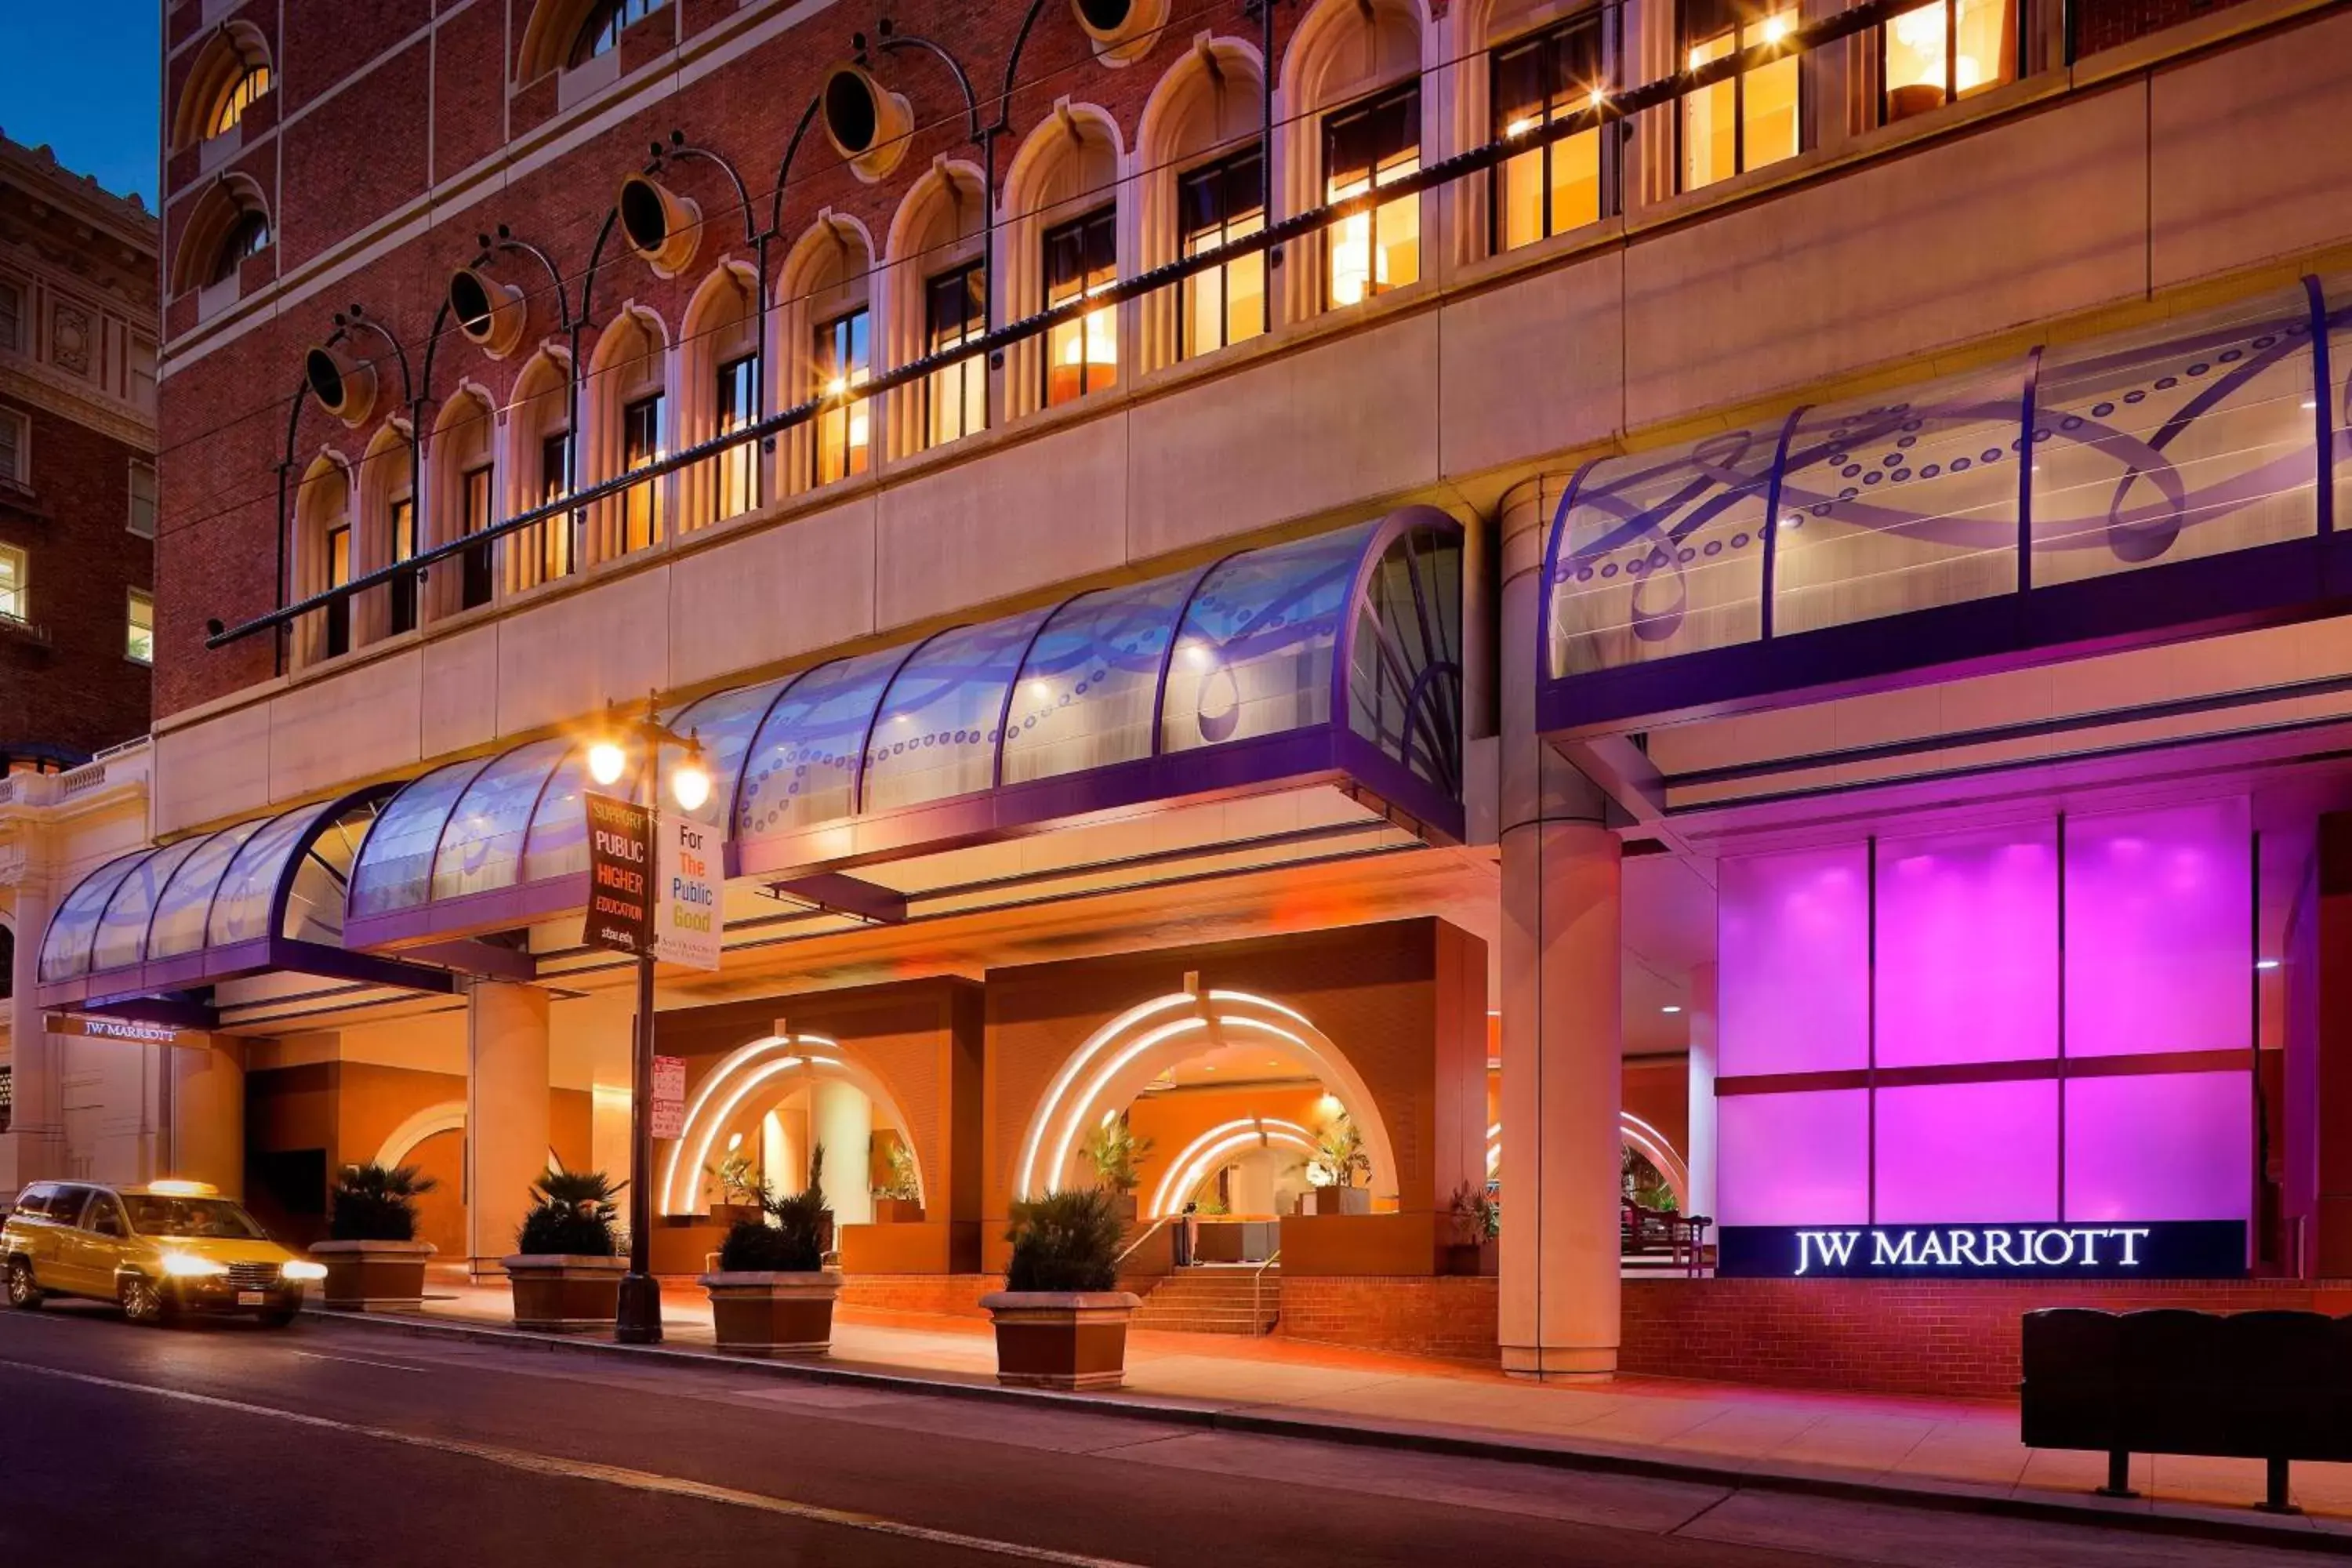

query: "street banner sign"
xmin=653 ymin=813 xmax=723 ymax=971
xmin=650 ymin=1054 xmax=687 ymax=1140
xmin=586 ymin=793 xmax=654 ymax=956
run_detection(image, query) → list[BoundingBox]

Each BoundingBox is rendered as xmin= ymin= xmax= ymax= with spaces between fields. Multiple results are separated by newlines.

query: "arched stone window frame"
xmin=289 ymin=450 xmax=353 ymax=669
xmin=880 ymin=159 xmax=989 ymax=461
xmin=579 ymin=303 xmax=672 ymax=564
xmin=169 ymin=175 xmax=271 ymax=304
xmin=514 ymin=0 xmax=672 ymax=83
xmin=426 ymin=383 xmax=499 ymax=620
xmin=1275 ymin=0 xmax=1436 ymax=323
xmin=998 ymin=101 xmax=1129 ymax=420
xmin=674 ymin=260 xmax=762 ymax=532
xmin=501 ymin=346 xmax=576 ymax=592
xmin=1444 ymin=0 xmax=1621 ymax=270
xmin=171 ymin=21 xmax=274 ymax=156
xmin=1134 ymin=34 xmax=1268 ymax=374
xmin=353 ymin=419 xmax=417 ymax=646
xmin=774 ymin=211 xmax=879 ymax=496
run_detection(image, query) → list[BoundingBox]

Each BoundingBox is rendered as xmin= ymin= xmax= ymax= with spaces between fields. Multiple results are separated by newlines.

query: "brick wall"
xmin=839 ymin=1272 xmax=996 ymax=1318
xmin=1277 ymin=1276 xmax=1504 ymax=1363
xmin=2074 ymin=0 xmax=2260 ymax=54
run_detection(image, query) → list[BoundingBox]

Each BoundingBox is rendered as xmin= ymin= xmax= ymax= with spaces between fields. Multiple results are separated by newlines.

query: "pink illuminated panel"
xmin=2064 ymin=1072 xmax=2251 ymax=1223
xmin=1875 ymin=1081 xmax=2058 ymax=1222
xmin=2064 ymin=800 xmax=2252 ymax=1057
xmin=1717 ymin=1091 xmax=1869 ymax=1226
xmin=1720 ymin=845 xmax=1868 ymax=1076
xmin=1875 ymin=824 xmax=2058 ymax=1068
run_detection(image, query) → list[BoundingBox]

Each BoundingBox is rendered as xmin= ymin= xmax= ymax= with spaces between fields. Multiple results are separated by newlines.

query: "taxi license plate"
xmin=237 ymin=1290 xmax=265 ymax=1306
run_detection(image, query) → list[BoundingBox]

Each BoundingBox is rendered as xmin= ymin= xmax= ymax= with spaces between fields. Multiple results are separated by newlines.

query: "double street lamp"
xmin=583 ymin=699 xmax=710 ymax=1345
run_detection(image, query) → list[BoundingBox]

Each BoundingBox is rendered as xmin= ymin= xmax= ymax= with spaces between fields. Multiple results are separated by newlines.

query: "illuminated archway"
xmin=373 ymin=1101 xmax=466 ymax=1170
xmin=1145 ymin=1116 xmax=1317 ymax=1218
xmin=1487 ymin=1112 xmax=1690 ymax=1208
xmin=657 ymin=1033 xmax=925 ymax=1216
xmin=1012 ymin=989 xmax=1399 ymax=1203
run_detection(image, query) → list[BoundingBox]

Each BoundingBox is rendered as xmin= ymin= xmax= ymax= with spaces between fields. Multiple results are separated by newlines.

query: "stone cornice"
xmin=0 ymin=358 xmax=157 ymax=451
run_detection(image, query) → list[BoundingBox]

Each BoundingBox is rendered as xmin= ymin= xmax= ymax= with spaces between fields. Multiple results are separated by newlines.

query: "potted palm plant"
xmin=1080 ymin=1113 xmax=1152 ymax=1223
xmin=981 ymin=1187 xmax=1138 ymax=1391
xmin=700 ymin=1162 xmax=840 ymax=1356
xmin=1445 ymin=1179 xmax=1501 ymax=1276
xmin=503 ymin=1168 xmax=626 ymax=1331
xmin=309 ymin=1163 xmax=438 ymax=1311
xmin=871 ymin=1138 xmax=924 ymax=1224
xmin=1308 ymin=1111 xmax=1373 ymax=1214
xmin=703 ymin=1142 xmax=764 ymax=1227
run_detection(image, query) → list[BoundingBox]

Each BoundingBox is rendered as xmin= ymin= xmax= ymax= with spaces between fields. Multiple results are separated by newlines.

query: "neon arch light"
xmin=1146 ymin=1117 xmax=1318 ymax=1218
xmin=373 ymin=1101 xmax=466 ymax=1170
xmin=1484 ymin=1112 xmax=1690 ymax=1207
xmin=658 ymin=1033 xmax=924 ymax=1216
xmin=1012 ymin=989 xmax=1399 ymax=1203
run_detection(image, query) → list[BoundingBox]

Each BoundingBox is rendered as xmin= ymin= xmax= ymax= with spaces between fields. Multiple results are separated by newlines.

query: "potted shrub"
xmin=503 ymin=1168 xmax=626 ymax=1332
xmin=703 ymin=1143 xmax=764 ymax=1227
xmin=1445 ymin=1179 xmax=1501 ymax=1276
xmin=981 ymin=1187 xmax=1138 ymax=1391
xmin=310 ymin=1163 xmax=438 ymax=1311
xmin=1308 ymin=1111 xmax=1373 ymax=1215
xmin=1080 ymin=1113 xmax=1152 ymax=1224
xmin=871 ymin=1138 xmax=924 ymax=1224
xmin=700 ymin=1168 xmax=840 ymax=1356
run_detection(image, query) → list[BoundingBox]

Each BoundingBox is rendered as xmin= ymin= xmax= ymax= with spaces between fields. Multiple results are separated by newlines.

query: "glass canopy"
xmin=342 ymin=509 xmax=1465 ymax=942
xmin=1544 ymin=278 xmax=2342 ymax=693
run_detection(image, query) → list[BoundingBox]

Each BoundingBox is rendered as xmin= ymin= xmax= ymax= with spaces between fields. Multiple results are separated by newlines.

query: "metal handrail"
xmin=1251 ymin=1246 xmax=1282 ymax=1331
xmin=1114 ymin=1214 xmax=1171 ymax=1269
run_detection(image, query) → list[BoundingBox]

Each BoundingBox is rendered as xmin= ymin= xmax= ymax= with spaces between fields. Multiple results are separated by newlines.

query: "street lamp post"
xmin=585 ymin=699 xmax=711 ymax=1345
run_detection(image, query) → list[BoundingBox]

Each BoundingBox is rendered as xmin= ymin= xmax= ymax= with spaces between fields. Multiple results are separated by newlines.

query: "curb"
xmin=310 ymin=1307 xmax=2352 ymax=1557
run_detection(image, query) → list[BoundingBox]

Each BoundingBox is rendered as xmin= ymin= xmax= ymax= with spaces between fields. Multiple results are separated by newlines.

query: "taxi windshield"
xmin=121 ymin=1196 xmax=268 ymax=1240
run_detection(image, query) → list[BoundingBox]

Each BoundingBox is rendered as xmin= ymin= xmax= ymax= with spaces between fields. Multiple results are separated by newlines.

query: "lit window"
xmin=209 ymin=210 xmax=270 ymax=288
xmin=324 ymin=522 xmax=351 ymax=658
xmin=1680 ymin=0 xmax=1801 ymax=191
xmin=572 ymin=0 xmax=667 ymax=67
xmin=539 ymin=430 xmax=574 ymax=579
xmin=208 ymin=66 xmax=271 ymax=140
xmin=0 ymin=280 xmax=19 ymax=354
xmin=714 ymin=353 xmax=760 ymax=518
xmin=619 ymin=392 xmax=662 ymax=553
xmin=128 ymin=461 xmax=157 ymax=538
xmin=814 ymin=310 xmax=871 ymax=485
xmin=1882 ymin=0 xmax=2013 ymax=122
xmin=924 ymin=261 xmax=986 ymax=448
xmin=1323 ymin=83 xmax=1421 ymax=309
xmin=1043 ymin=208 xmax=1116 ymax=406
xmin=1178 ymin=148 xmax=1265 ymax=359
xmin=1493 ymin=14 xmax=1613 ymax=252
xmin=0 ymin=544 xmax=24 ymax=624
xmin=460 ymin=463 xmax=496 ymax=609
xmin=388 ymin=495 xmax=417 ymax=634
xmin=126 ymin=590 xmax=154 ymax=664
xmin=0 ymin=408 xmax=25 ymax=488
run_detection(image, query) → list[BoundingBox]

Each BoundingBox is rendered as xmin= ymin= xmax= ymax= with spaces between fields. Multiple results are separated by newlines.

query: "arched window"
xmin=514 ymin=0 xmax=670 ymax=82
xmin=571 ymin=0 xmax=667 ymax=66
xmin=1000 ymin=105 xmax=1126 ymax=418
xmin=211 ymin=67 xmax=273 ymax=140
xmin=428 ymin=387 xmax=499 ymax=617
xmin=212 ymin=211 xmax=270 ymax=285
xmin=1278 ymin=0 xmax=1428 ymax=319
xmin=776 ymin=214 xmax=877 ymax=493
xmin=355 ymin=422 xmax=418 ymax=644
xmin=1465 ymin=0 xmax=1618 ymax=256
xmin=676 ymin=263 xmax=761 ymax=530
xmin=291 ymin=453 xmax=353 ymax=667
xmin=581 ymin=307 xmax=669 ymax=562
xmin=171 ymin=23 xmax=274 ymax=153
xmin=503 ymin=350 xmax=575 ymax=590
xmin=882 ymin=162 xmax=989 ymax=459
xmin=170 ymin=178 xmax=272 ymax=304
xmin=1135 ymin=38 xmax=1268 ymax=371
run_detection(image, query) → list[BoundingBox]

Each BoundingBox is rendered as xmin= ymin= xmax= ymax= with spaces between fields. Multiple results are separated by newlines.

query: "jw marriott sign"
xmin=1717 ymin=1221 xmax=2248 ymax=1280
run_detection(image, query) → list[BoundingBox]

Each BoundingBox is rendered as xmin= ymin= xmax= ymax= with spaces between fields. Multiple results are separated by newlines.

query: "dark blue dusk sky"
xmin=1 ymin=1 xmax=162 ymax=209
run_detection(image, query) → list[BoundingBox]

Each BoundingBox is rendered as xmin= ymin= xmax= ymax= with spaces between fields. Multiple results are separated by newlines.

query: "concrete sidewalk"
xmin=323 ymin=1269 xmax=2352 ymax=1553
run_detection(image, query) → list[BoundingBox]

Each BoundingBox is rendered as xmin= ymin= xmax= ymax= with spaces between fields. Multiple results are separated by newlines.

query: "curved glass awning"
xmin=343 ymin=508 xmax=1464 ymax=949
xmin=34 ymin=784 xmax=460 ymax=1017
xmin=1541 ymin=275 xmax=2349 ymax=732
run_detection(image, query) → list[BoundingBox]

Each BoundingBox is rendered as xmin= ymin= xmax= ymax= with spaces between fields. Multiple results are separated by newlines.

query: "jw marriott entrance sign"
xmin=586 ymin=794 xmax=654 ymax=956
xmin=1718 ymin=1221 xmax=2248 ymax=1279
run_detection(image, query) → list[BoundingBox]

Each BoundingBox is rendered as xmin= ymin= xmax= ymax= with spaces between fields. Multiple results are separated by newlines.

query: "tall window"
xmin=572 ymin=0 xmax=666 ymax=65
xmin=0 ymin=280 xmax=19 ymax=354
xmin=125 ymin=590 xmax=154 ymax=664
xmin=1043 ymin=208 xmax=1116 ymax=406
xmin=1323 ymin=83 xmax=1421 ymax=308
xmin=924 ymin=262 xmax=986 ymax=448
xmin=1179 ymin=149 xmax=1266 ymax=360
xmin=713 ymin=354 xmax=759 ymax=519
xmin=129 ymin=338 xmax=158 ymax=412
xmin=1680 ymin=0 xmax=1801 ymax=191
xmin=460 ymin=464 xmax=495 ymax=610
xmin=387 ymin=495 xmax=417 ymax=634
xmin=1494 ymin=13 xmax=1613 ymax=252
xmin=209 ymin=66 xmax=271 ymax=140
xmin=814 ymin=310 xmax=871 ymax=485
xmin=0 ymin=544 xmax=24 ymax=623
xmin=210 ymin=210 xmax=270 ymax=287
xmin=619 ymin=392 xmax=662 ymax=553
xmin=0 ymin=408 xmax=25 ymax=487
xmin=538 ymin=430 xmax=574 ymax=581
xmin=1882 ymin=0 xmax=2014 ymax=122
xmin=324 ymin=522 xmax=352 ymax=658
xmin=127 ymin=461 xmax=157 ymax=538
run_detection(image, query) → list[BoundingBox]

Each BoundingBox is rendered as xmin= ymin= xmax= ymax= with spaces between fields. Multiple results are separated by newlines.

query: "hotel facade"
xmin=12 ymin=0 xmax=2352 ymax=1391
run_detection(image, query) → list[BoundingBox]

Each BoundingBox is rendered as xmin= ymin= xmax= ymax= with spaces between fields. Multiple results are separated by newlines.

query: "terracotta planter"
xmin=503 ymin=1254 xmax=624 ymax=1331
xmin=1312 ymin=1185 xmax=1371 ymax=1216
xmin=700 ymin=1269 xmax=842 ymax=1356
xmin=981 ymin=1290 xmax=1138 ymax=1391
xmin=308 ymin=1240 xmax=435 ymax=1310
xmin=871 ymin=1197 xmax=925 ymax=1225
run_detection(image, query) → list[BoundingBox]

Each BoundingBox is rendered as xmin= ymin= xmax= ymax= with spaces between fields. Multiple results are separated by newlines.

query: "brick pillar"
xmin=466 ymin=979 xmax=551 ymax=1276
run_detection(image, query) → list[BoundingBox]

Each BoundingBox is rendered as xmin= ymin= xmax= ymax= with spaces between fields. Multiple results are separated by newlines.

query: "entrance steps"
xmin=1131 ymin=1265 xmax=1280 ymax=1335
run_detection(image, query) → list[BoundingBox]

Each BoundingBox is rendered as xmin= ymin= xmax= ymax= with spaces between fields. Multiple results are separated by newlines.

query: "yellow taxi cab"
xmin=2 ymin=1179 xmax=325 ymax=1327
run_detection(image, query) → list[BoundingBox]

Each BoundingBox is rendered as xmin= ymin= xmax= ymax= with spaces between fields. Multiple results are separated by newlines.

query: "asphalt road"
xmin=0 ymin=1303 xmax=2325 ymax=1568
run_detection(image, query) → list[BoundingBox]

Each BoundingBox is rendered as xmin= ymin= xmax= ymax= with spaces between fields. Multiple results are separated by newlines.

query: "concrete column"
xmin=2 ymin=840 xmax=65 ymax=1196
xmin=1686 ymin=961 xmax=1719 ymax=1222
xmin=811 ymin=1077 xmax=873 ymax=1227
xmin=170 ymin=1039 xmax=246 ymax=1196
xmin=1498 ymin=475 xmax=1624 ymax=1378
xmin=466 ymin=980 xmax=551 ymax=1275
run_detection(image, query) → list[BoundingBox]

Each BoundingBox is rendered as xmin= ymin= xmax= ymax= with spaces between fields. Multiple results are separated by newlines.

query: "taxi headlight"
xmin=159 ymin=1253 xmax=228 ymax=1279
xmin=281 ymin=1261 xmax=327 ymax=1282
